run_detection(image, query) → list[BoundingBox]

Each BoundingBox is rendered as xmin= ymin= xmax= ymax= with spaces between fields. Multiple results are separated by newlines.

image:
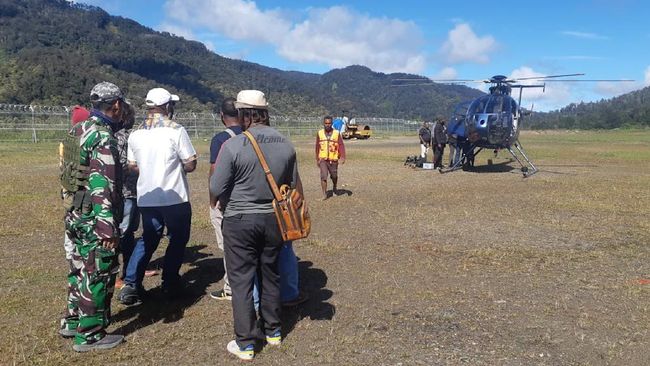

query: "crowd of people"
xmin=58 ymin=82 xmax=345 ymax=359
xmin=417 ymin=117 xmax=465 ymax=169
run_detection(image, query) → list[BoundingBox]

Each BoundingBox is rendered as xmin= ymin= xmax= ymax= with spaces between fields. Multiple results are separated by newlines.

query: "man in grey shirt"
xmin=210 ymin=90 xmax=303 ymax=361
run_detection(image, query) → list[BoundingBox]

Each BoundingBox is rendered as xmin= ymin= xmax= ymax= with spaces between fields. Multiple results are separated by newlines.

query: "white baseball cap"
xmin=234 ymin=90 xmax=268 ymax=110
xmin=145 ymin=87 xmax=180 ymax=107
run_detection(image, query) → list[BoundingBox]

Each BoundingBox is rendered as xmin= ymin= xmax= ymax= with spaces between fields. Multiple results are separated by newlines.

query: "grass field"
xmin=1 ymin=129 xmax=649 ymax=365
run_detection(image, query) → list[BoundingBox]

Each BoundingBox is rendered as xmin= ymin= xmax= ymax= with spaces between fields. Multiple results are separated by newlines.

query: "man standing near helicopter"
xmin=432 ymin=117 xmax=447 ymax=169
xmin=418 ymin=121 xmax=432 ymax=161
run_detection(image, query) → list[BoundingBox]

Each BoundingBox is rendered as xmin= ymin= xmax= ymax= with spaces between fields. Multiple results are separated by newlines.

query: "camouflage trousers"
xmin=63 ymin=211 xmax=119 ymax=345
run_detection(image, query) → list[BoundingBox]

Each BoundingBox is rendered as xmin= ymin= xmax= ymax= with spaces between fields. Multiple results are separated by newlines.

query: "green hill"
xmin=527 ymin=86 xmax=650 ymax=129
xmin=0 ymin=0 xmax=483 ymax=118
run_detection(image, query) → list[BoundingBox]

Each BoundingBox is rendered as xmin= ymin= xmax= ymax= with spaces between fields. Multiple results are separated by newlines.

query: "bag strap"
xmin=243 ymin=131 xmax=283 ymax=201
xmin=225 ymin=128 xmax=236 ymax=138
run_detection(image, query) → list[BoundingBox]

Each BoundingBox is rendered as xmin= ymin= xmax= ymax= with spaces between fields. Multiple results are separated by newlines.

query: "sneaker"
xmin=282 ymin=292 xmax=309 ymax=307
xmin=72 ymin=334 xmax=124 ymax=352
xmin=265 ymin=331 xmax=282 ymax=346
xmin=58 ymin=325 xmax=76 ymax=338
xmin=161 ymin=279 xmax=189 ymax=300
xmin=210 ymin=289 xmax=232 ymax=301
xmin=227 ymin=340 xmax=254 ymax=361
xmin=118 ymin=284 xmax=142 ymax=307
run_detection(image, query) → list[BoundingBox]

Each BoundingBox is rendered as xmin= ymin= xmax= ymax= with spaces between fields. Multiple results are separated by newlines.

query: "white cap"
xmin=145 ymin=87 xmax=180 ymax=107
xmin=234 ymin=90 xmax=268 ymax=110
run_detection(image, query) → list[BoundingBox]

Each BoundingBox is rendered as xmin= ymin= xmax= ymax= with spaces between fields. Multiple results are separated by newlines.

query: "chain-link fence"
xmin=0 ymin=104 xmax=422 ymax=142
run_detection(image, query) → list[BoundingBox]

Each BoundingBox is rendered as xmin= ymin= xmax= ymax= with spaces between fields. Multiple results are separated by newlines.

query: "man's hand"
xmin=101 ymin=237 xmax=119 ymax=250
xmin=339 ymin=158 xmax=345 ymax=165
xmin=316 ymin=159 xmax=321 ymax=167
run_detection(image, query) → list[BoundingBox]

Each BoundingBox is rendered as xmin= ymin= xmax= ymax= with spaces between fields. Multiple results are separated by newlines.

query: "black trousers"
xmin=433 ymin=144 xmax=445 ymax=168
xmin=223 ymin=212 xmax=282 ymax=348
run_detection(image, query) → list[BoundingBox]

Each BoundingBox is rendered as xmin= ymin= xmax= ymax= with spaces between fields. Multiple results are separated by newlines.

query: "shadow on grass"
xmin=323 ymin=189 xmax=353 ymax=200
xmin=282 ymin=260 xmax=335 ymax=338
xmin=111 ymin=245 xmax=222 ymax=334
xmin=464 ymin=160 xmax=516 ymax=174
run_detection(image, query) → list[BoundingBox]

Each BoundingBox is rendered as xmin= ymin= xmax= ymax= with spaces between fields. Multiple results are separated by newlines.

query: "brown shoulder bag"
xmin=244 ymin=131 xmax=311 ymax=241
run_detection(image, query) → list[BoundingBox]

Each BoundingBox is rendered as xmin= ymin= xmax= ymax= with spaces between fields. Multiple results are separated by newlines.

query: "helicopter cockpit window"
xmin=469 ymin=98 xmax=488 ymax=114
xmin=486 ymin=96 xmax=505 ymax=114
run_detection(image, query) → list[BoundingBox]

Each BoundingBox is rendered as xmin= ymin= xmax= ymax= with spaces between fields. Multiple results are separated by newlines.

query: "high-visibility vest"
xmin=318 ymin=129 xmax=340 ymax=161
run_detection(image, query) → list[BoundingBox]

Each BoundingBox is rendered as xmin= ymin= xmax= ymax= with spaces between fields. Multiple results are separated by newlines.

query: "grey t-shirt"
xmin=210 ymin=125 xmax=298 ymax=217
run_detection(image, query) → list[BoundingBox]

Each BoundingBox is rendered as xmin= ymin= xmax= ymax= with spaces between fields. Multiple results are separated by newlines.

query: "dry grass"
xmin=1 ymin=129 xmax=649 ymax=365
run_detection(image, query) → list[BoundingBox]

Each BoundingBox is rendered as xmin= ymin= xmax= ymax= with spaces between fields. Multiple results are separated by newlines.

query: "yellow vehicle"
xmin=342 ymin=118 xmax=371 ymax=139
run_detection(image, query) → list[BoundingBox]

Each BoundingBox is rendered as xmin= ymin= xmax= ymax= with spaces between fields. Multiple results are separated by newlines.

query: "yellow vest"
xmin=318 ymin=129 xmax=340 ymax=161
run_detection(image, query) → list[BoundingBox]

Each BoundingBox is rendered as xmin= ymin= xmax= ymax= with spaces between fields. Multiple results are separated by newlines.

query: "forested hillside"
xmin=0 ymin=0 xmax=482 ymax=118
xmin=527 ymin=86 xmax=650 ymax=129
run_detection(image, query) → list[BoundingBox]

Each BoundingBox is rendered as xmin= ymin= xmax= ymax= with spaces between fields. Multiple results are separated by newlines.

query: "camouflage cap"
xmin=90 ymin=82 xmax=124 ymax=103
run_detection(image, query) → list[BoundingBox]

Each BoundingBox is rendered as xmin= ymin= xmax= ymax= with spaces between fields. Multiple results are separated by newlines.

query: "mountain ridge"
xmin=0 ymin=0 xmax=482 ymax=119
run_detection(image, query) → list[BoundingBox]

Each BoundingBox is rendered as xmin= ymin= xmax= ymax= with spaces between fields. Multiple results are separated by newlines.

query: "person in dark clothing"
xmin=208 ymin=97 xmax=243 ymax=300
xmin=433 ymin=118 xmax=447 ymax=169
xmin=418 ymin=122 xmax=432 ymax=161
xmin=210 ymin=90 xmax=304 ymax=361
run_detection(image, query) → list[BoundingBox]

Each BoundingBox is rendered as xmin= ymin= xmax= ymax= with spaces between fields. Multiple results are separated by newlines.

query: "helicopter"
xmin=393 ymin=73 xmax=633 ymax=177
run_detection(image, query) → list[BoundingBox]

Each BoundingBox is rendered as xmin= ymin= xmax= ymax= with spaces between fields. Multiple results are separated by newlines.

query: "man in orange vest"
xmin=315 ymin=115 xmax=346 ymax=200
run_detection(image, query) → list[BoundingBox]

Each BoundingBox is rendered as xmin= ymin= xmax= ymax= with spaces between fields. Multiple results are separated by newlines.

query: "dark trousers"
xmin=433 ymin=144 xmax=445 ymax=168
xmin=223 ymin=213 xmax=282 ymax=348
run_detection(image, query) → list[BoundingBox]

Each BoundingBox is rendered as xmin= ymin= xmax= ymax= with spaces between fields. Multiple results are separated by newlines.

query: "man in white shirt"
xmin=119 ymin=87 xmax=197 ymax=305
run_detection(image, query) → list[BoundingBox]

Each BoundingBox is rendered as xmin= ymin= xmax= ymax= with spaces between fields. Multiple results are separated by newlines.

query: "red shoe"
xmin=115 ymin=278 xmax=125 ymax=290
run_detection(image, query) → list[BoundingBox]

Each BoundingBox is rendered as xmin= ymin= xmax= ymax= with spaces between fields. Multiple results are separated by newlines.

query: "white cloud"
xmin=277 ymin=6 xmax=425 ymax=73
xmin=509 ymin=66 xmax=571 ymax=111
xmin=431 ymin=67 xmax=457 ymax=80
xmin=560 ymin=31 xmax=609 ymax=40
xmin=440 ymin=23 xmax=497 ymax=64
xmin=164 ymin=0 xmax=291 ymax=44
xmin=162 ymin=1 xmax=426 ymax=73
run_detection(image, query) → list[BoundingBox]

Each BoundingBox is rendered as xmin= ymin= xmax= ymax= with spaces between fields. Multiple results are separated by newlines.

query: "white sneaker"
xmin=227 ymin=340 xmax=254 ymax=361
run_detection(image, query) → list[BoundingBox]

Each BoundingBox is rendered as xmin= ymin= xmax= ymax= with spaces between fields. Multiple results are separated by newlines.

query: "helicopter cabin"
xmin=466 ymin=94 xmax=519 ymax=148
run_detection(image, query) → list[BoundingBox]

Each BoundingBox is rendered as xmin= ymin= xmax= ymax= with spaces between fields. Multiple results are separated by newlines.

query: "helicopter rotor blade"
xmin=512 ymin=73 xmax=585 ymax=81
xmin=390 ymin=83 xmax=436 ymax=87
xmin=535 ymin=79 xmax=635 ymax=82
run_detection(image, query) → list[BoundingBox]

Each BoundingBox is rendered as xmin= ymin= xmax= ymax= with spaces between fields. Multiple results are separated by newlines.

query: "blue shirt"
xmin=210 ymin=126 xmax=243 ymax=164
xmin=332 ymin=118 xmax=344 ymax=132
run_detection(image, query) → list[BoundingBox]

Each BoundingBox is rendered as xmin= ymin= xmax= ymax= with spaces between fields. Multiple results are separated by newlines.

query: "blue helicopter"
xmin=395 ymin=73 xmax=632 ymax=177
xmin=443 ymin=74 xmax=556 ymax=177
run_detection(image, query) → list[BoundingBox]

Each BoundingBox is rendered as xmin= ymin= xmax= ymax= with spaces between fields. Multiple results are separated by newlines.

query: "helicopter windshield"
xmin=469 ymin=95 xmax=513 ymax=115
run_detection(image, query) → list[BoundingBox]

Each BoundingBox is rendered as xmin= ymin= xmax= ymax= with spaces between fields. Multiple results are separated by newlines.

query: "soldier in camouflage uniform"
xmin=59 ymin=82 xmax=126 ymax=352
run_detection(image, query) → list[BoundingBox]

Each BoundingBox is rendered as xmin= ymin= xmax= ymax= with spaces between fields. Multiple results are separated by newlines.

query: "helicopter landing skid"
xmin=439 ymin=146 xmax=480 ymax=174
xmin=507 ymin=141 xmax=538 ymax=178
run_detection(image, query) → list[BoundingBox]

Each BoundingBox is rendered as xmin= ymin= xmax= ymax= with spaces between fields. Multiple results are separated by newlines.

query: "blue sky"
xmin=76 ymin=0 xmax=649 ymax=111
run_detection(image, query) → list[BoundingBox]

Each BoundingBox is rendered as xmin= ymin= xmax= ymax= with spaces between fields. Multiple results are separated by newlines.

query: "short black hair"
xmin=221 ymin=97 xmax=238 ymax=117
xmin=324 ymin=115 xmax=333 ymax=122
xmin=239 ymin=108 xmax=270 ymax=125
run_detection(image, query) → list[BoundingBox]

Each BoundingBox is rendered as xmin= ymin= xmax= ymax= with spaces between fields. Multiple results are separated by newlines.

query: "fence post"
xmin=193 ymin=113 xmax=198 ymax=139
xmin=30 ymin=105 xmax=37 ymax=143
